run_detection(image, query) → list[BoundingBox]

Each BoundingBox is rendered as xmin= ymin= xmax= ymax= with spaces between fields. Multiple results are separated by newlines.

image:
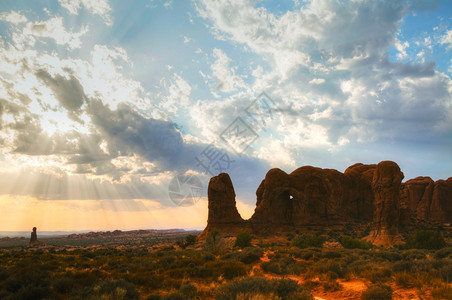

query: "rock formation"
xmin=199 ymin=173 xmax=245 ymax=239
xmin=366 ymin=161 xmax=404 ymax=247
xmin=400 ymin=177 xmax=452 ymax=226
xmin=28 ymin=227 xmax=44 ymax=247
xmin=30 ymin=227 xmax=37 ymax=243
xmin=201 ymin=161 xmax=452 ymax=247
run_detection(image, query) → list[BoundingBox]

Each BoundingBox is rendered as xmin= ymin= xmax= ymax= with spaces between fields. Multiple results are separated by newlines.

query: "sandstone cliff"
xmin=201 ymin=161 xmax=452 ymax=246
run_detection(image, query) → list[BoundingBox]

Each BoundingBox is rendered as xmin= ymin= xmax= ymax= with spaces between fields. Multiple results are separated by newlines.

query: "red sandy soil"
xmin=256 ymin=251 xmax=431 ymax=300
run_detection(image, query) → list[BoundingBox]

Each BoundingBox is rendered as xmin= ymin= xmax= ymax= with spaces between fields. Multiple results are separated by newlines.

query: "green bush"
xmin=404 ymin=230 xmax=447 ymax=250
xmin=261 ymin=257 xmax=295 ymax=275
xmin=340 ymin=236 xmax=372 ymax=249
xmin=395 ymin=272 xmax=414 ymax=288
xmin=401 ymin=249 xmax=426 ymax=260
xmin=363 ymin=267 xmax=392 ymax=283
xmin=221 ymin=261 xmax=248 ymax=280
xmin=361 ymin=284 xmax=393 ymax=300
xmin=185 ymin=235 xmax=197 ymax=246
xmin=291 ymin=233 xmax=325 ymax=249
xmin=434 ymin=247 xmax=452 ymax=259
xmin=216 ymin=277 xmax=313 ymax=300
xmin=53 ymin=277 xmax=74 ymax=294
xmin=235 ymin=232 xmax=252 ymax=249
xmin=239 ymin=247 xmax=263 ymax=264
xmin=89 ymin=280 xmax=140 ymax=300
xmin=179 ymin=283 xmax=197 ymax=297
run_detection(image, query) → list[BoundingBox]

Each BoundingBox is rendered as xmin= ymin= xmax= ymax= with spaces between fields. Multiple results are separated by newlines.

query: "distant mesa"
xmin=28 ymin=227 xmax=45 ymax=247
xmin=200 ymin=161 xmax=452 ymax=247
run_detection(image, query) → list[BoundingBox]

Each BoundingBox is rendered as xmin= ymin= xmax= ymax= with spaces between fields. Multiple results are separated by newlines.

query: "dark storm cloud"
xmin=36 ymin=69 xmax=86 ymax=120
xmin=86 ymin=99 xmax=205 ymax=172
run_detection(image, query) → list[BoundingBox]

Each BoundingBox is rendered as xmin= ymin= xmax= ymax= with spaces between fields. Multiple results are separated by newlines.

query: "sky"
xmin=0 ymin=0 xmax=451 ymax=231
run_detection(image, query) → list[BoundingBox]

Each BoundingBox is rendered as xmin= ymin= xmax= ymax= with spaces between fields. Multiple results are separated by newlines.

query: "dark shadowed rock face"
xmin=30 ymin=227 xmax=37 ymax=243
xmin=400 ymin=177 xmax=452 ymax=226
xmin=201 ymin=161 xmax=452 ymax=246
xmin=366 ymin=161 xmax=404 ymax=247
xmin=251 ymin=164 xmax=377 ymax=231
xmin=199 ymin=173 xmax=246 ymax=238
xmin=28 ymin=227 xmax=45 ymax=247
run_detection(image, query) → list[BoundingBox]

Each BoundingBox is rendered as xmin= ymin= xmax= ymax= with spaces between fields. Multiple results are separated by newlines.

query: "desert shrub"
xmin=434 ymin=247 xmax=452 ymax=259
xmin=404 ymin=230 xmax=447 ymax=250
xmin=89 ymin=280 xmax=140 ymax=300
xmin=261 ymin=257 xmax=295 ymax=275
xmin=274 ymin=278 xmax=302 ymax=298
xmin=4 ymin=271 xmax=50 ymax=294
xmin=185 ymin=235 xmax=197 ymax=246
xmin=432 ymin=285 xmax=452 ymax=299
xmin=221 ymin=261 xmax=248 ymax=280
xmin=361 ymin=284 xmax=392 ymax=300
xmin=437 ymin=262 xmax=452 ymax=282
xmin=291 ymin=233 xmax=325 ymax=248
xmin=340 ymin=236 xmax=372 ymax=249
xmin=223 ymin=247 xmax=263 ymax=265
xmin=363 ymin=267 xmax=392 ymax=283
xmin=163 ymin=292 xmax=185 ymax=300
xmin=53 ymin=277 xmax=75 ymax=294
xmin=402 ymin=249 xmax=427 ymax=260
xmin=0 ymin=267 xmax=8 ymax=281
xmin=392 ymin=261 xmax=414 ymax=273
xmin=216 ymin=277 xmax=312 ymax=300
xmin=315 ymin=261 xmax=347 ymax=279
xmin=126 ymin=271 xmax=162 ymax=288
xmin=235 ymin=232 xmax=252 ymax=249
xmin=293 ymin=248 xmax=319 ymax=260
xmin=374 ymin=251 xmax=402 ymax=262
xmin=70 ymin=270 xmax=106 ymax=286
xmin=237 ymin=247 xmax=263 ymax=264
xmin=160 ymin=256 xmax=176 ymax=266
xmin=203 ymin=253 xmax=216 ymax=262
xmin=321 ymin=250 xmax=342 ymax=258
xmin=14 ymin=284 xmax=53 ymax=300
xmin=179 ymin=283 xmax=197 ymax=297
xmin=395 ymin=272 xmax=414 ymax=288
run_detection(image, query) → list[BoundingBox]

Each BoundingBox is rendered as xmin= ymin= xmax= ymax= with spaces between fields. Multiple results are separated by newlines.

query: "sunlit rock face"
xmin=201 ymin=161 xmax=452 ymax=247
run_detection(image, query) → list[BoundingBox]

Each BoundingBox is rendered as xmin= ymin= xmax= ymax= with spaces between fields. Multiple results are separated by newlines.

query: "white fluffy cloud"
xmin=441 ymin=29 xmax=452 ymax=49
xmin=195 ymin=0 xmax=452 ymax=172
xmin=211 ymin=48 xmax=246 ymax=93
xmin=58 ymin=0 xmax=112 ymax=25
xmin=0 ymin=11 xmax=27 ymax=24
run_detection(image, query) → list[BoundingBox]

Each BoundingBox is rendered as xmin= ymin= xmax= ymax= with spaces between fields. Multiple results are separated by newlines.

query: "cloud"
xmin=195 ymin=0 xmax=452 ymax=172
xmin=25 ymin=17 xmax=88 ymax=49
xmin=395 ymin=38 xmax=409 ymax=59
xmin=211 ymin=48 xmax=246 ymax=92
xmin=86 ymin=99 xmax=203 ymax=172
xmin=159 ymin=74 xmax=192 ymax=114
xmin=0 ymin=11 xmax=27 ymax=24
xmin=35 ymin=69 xmax=86 ymax=120
xmin=441 ymin=29 xmax=452 ymax=49
xmin=58 ymin=0 xmax=112 ymax=25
